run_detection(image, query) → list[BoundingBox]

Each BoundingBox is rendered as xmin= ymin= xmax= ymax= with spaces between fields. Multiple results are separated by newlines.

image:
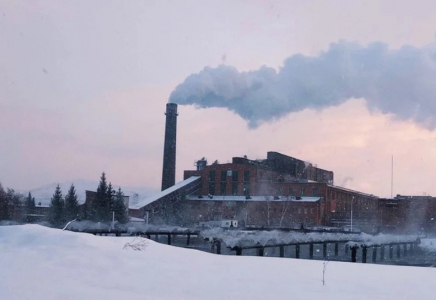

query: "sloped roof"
xmin=129 ymin=176 xmax=201 ymax=209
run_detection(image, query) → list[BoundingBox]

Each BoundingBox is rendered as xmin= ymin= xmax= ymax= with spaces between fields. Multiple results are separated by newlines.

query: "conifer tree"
xmin=106 ymin=183 xmax=115 ymax=221
xmin=25 ymin=192 xmax=36 ymax=215
xmin=90 ymin=172 xmax=113 ymax=222
xmin=0 ymin=182 xmax=9 ymax=221
xmin=113 ymin=188 xmax=129 ymax=223
xmin=65 ymin=184 xmax=79 ymax=221
xmin=48 ymin=185 xmax=64 ymax=227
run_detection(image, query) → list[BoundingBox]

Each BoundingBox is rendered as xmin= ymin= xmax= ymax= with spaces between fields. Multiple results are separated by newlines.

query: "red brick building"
xmin=181 ymin=152 xmax=378 ymax=231
xmin=129 ymin=151 xmax=380 ymax=232
xmin=379 ymin=195 xmax=436 ymax=233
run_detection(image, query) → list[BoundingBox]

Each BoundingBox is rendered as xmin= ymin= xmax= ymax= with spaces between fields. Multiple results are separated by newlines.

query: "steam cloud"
xmin=169 ymin=40 xmax=436 ymax=128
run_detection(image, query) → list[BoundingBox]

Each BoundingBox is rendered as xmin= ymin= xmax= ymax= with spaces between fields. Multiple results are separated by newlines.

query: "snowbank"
xmin=420 ymin=238 xmax=436 ymax=252
xmin=201 ymin=228 xmax=419 ymax=248
xmin=0 ymin=225 xmax=435 ymax=300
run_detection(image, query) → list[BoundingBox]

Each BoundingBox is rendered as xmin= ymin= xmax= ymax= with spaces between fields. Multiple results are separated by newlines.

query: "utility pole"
xmin=351 ymin=196 xmax=354 ymax=231
xmin=391 ymin=155 xmax=394 ymax=198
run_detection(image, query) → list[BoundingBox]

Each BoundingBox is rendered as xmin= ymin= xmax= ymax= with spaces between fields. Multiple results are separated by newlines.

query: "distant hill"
xmin=27 ymin=179 xmax=157 ymax=207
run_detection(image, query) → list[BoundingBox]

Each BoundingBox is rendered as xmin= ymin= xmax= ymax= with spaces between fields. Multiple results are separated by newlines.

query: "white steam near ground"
xmin=170 ymin=39 xmax=436 ymax=128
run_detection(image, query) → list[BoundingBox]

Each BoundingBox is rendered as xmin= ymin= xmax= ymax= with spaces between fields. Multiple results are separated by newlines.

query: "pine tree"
xmin=48 ymin=185 xmax=64 ymax=227
xmin=113 ymin=188 xmax=129 ymax=224
xmin=65 ymin=184 xmax=79 ymax=221
xmin=106 ymin=183 xmax=115 ymax=222
xmin=25 ymin=192 xmax=36 ymax=216
xmin=0 ymin=182 xmax=9 ymax=221
xmin=90 ymin=172 xmax=114 ymax=222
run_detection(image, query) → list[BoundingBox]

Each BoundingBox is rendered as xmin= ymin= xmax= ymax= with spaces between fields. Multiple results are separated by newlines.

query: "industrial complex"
xmin=129 ymin=103 xmax=436 ymax=234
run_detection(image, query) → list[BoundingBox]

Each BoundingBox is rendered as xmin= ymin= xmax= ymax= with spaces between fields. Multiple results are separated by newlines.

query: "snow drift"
xmin=1 ymin=225 xmax=436 ymax=300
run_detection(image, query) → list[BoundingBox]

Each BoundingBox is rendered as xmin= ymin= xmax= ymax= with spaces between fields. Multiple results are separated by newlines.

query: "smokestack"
xmin=161 ymin=103 xmax=178 ymax=191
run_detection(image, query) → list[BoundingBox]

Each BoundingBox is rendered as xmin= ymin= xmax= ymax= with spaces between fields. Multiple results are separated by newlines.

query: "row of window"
xmin=209 ymin=182 xmax=251 ymax=196
xmin=209 ymin=170 xmax=250 ymax=183
xmin=274 ymin=187 xmax=319 ymax=197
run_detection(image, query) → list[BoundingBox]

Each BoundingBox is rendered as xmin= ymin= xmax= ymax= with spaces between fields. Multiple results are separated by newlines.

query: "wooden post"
xmin=323 ymin=242 xmax=327 ymax=259
xmin=351 ymin=246 xmax=357 ymax=263
xmin=380 ymin=245 xmax=385 ymax=262
xmin=362 ymin=246 xmax=367 ymax=263
xmin=403 ymin=244 xmax=407 ymax=257
xmin=396 ymin=244 xmax=401 ymax=258
xmin=257 ymin=247 xmax=264 ymax=256
xmin=167 ymin=233 xmax=171 ymax=245
xmin=335 ymin=242 xmax=339 ymax=256
xmin=295 ymin=245 xmax=300 ymax=258
xmin=372 ymin=246 xmax=377 ymax=263
xmin=309 ymin=244 xmax=314 ymax=259
xmin=235 ymin=247 xmax=242 ymax=256
xmin=186 ymin=234 xmax=191 ymax=246
xmin=389 ymin=245 xmax=394 ymax=259
xmin=279 ymin=245 xmax=285 ymax=258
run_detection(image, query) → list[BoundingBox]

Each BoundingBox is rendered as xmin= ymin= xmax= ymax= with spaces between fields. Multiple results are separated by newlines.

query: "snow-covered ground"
xmin=1 ymin=225 xmax=435 ymax=300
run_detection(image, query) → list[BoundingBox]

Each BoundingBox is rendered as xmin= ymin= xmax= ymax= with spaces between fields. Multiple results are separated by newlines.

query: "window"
xmin=208 ymin=182 xmax=215 ymax=195
xmin=289 ymin=188 xmax=294 ymax=196
xmin=298 ymin=208 xmax=301 ymax=214
xmin=243 ymin=183 xmax=250 ymax=196
xmin=209 ymin=170 xmax=216 ymax=182
xmin=232 ymin=170 xmax=239 ymax=182
xmin=221 ymin=171 xmax=227 ymax=182
xmin=304 ymin=208 xmax=307 ymax=214
xmin=300 ymin=188 xmax=305 ymax=196
xmin=220 ymin=182 xmax=227 ymax=195
xmin=232 ymin=182 xmax=238 ymax=195
xmin=310 ymin=208 xmax=314 ymax=214
xmin=244 ymin=170 xmax=250 ymax=182
xmin=312 ymin=188 xmax=318 ymax=197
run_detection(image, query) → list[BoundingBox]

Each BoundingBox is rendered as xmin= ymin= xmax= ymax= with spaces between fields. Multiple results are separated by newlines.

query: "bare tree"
xmin=322 ymin=261 xmax=330 ymax=286
xmin=279 ymin=201 xmax=291 ymax=227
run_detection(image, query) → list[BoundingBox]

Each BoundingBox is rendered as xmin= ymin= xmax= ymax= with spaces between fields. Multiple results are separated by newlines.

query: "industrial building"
xmin=129 ymin=103 xmax=381 ymax=232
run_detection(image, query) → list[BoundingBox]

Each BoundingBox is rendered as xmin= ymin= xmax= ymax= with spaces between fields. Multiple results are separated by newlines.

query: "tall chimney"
xmin=161 ymin=103 xmax=178 ymax=191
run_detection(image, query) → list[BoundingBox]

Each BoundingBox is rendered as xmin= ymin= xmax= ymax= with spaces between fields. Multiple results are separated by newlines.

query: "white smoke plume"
xmin=169 ymin=40 xmax=436 ymax=128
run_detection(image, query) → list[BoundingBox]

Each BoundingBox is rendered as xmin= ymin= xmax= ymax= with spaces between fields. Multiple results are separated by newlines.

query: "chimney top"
xmin=165 ymin=103 xmax=178 ymax=116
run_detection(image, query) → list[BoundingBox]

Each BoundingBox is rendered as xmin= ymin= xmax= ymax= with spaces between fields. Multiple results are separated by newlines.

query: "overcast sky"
xmin=1 ymin=0 xmax=436 ymax=197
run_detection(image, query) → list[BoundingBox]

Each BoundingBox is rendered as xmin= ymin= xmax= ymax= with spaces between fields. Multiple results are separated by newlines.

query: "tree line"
xmin=0 ymin=183 xmax=33 ymax=222
xmin=0 ymin=172 xmax=129 ymax=228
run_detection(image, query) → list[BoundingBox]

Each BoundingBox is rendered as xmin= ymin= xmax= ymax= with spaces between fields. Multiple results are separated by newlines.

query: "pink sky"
xmin=1 ymin=0 xmax=436 ymax=197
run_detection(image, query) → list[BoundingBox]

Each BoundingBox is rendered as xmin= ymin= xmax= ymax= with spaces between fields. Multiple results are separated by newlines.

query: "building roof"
xmin=327 ymin=185 xmax=377 ymax=198
xmin=186 ymin=195 xmax=321 ymax=203
xmin=129 ymin=176 xmax=201 ymax=209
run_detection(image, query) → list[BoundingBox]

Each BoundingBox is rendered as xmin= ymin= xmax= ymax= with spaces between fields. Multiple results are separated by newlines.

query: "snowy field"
xmin=1 ymin=225 xmax=435 ymax=300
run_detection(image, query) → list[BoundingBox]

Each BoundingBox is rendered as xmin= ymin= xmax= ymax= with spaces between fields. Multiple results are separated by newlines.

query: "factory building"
xmin=132 ymin=148 xmax=378 ymax=231
xmin=127 ymin=103 xmax=381 ymax=232
xmin=181 ymin=153 xmax=378 ymax=231
xmin=378 ymin=195 xmax=436 ymax=233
